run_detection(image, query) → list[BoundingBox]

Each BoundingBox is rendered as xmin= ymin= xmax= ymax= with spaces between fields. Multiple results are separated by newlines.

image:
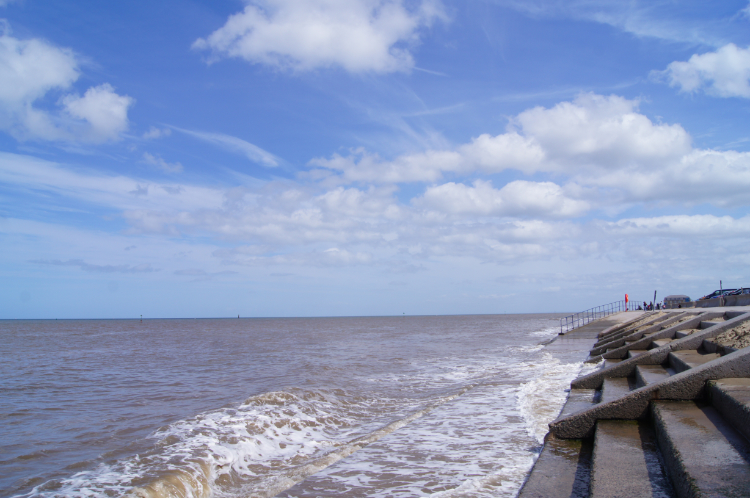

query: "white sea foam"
xmin=261 ymin=346 xmax=590 ymax=497
xmin=529 ymin=326 xmax=560 ymax=338
xmin=428 ymin=455 xmax=537 ymax=497
xmin=22 ymin=386 xmax=481 ymax=498
xmin=516 ymin=353 xmax=588 ymax=444
xmin=22 ymin=390 xmax=366 ymax=498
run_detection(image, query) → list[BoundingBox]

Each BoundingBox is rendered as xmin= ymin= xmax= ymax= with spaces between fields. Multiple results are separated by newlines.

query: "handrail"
xmin=559 ymin=300 xmax=642 ymax=334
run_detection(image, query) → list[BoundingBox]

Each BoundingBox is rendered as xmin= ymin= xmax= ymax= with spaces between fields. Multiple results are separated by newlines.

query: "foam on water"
xmin=516 ymin=353 xmax=599 ymax=444
xmin=276 ymin=338 xmax=592 ymax=497
xmin=529 ymin=326 xmax=560 ymax=338
xmin=20 ymin=385 xmax=483 ymax=497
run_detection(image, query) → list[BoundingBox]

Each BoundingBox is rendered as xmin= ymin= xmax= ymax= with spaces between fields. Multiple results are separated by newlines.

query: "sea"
xmin=1 ymin=314 xmax=599 ymax=498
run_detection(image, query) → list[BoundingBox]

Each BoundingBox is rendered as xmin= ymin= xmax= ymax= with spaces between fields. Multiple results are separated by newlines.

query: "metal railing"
xmin=559 ymin=300 xmax=641 ymax=334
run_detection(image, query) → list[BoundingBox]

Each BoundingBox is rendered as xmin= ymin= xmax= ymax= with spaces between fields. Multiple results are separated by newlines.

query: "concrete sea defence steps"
xmin=553 ymin=310 xmax=750 ymax=437
xmin=519 ymin=310 xmax=750 ymax=498
xmin=588 ymin=312 xmax=726 ymax=363
xmin=593 ymin=312 xmax=674 ymax=348
xmin=590 ymin=311 xmax=712 ymax=359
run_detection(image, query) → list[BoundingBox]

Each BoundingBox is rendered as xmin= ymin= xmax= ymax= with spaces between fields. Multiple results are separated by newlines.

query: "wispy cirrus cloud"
xmin=30 ymin=259 xmax=158 ymax=273
xmin=171 ymin=126 xmax=279 ymax=167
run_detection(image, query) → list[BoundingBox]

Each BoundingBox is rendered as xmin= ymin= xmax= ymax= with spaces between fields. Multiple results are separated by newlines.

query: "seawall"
xmin=518 ymin=308 xmax=750 ymax=498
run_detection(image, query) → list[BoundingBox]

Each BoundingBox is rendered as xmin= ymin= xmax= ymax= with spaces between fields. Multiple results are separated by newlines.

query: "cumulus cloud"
xmin=511 ymin=93 xmax=691 ymax=169
xmin=193 ymin=0 xmax=447 ymax=73
xmin=416 ymin=180 xmax=589 ymax=218
xmin=312 ymin=94 xmax=690 ymax=183
xmin=310 ymin=131 xmax=544 ymax=183
xmin=311 ymin=93 xmax=750 ymax=208
xmin=661 ymin=44 xmax=750 ymax=98
xmin=0 ymin=24 xmax=133 ymax=142
xmin=61 ymin=84 xmax=134 ymax=141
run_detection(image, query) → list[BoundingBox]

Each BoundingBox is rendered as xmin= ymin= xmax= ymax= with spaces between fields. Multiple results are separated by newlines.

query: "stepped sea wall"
xmin=518 ymin=308 xmax=750 ymax=498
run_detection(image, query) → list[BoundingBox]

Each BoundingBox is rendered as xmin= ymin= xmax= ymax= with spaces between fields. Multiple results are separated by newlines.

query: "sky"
xmin=2 ymin=0 xmax=750 ymax=318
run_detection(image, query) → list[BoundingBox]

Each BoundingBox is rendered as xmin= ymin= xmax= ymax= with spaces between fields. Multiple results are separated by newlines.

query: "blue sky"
xmin=2 ymin=0 xmax=750 ymax=318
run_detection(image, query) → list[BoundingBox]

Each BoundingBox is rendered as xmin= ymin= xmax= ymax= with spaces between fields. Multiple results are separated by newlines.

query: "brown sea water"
xmin=0 ymin=314 xmax=594 ymax=497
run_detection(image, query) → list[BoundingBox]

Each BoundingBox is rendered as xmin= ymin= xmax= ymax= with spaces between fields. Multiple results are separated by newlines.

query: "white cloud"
xmin=143 ymin=152 xmax=184 ymax=173
xmin=492 ymin=0 xmax=735 ymax=47
xmin=193 ymin=0 xmax=447 ymax=73
xmin=416 ymin=180 xmax=589 ymax=218
xmin=0 ymin=24 xmax=79 ymax=104
xmin=661 ymin=44 xmax=750 ymax=98
xmin=61 ymin=84 xmax=134 ymax=142
xmin=600 ymin=214 xmax=750 ymax=238
xmin=143 ymin=126 xmax=171 ymax=140
xmin=312 ymin=94 xmax=690 ymax=184
xmin=0 ymin=24 xmax=132 ymax=142
xmin=512 ymin=93 xmax=691 ymax=169
xmin=7 ymin=151 xmax=750 ymax=287
xmin=173 ymin=127 xmax=279 ymax=167
xmin=311 ymin=93 xmax=750 ymax=209
xmin=0 ymin=152 xmax=222 ymax=212
xmin=30 ymin=259 xmax=158 ymax=273
xmin=309 ymin=131 xmax=544 ymax=183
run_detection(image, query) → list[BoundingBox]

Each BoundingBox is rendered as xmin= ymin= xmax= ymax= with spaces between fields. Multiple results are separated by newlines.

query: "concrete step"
xmin=650 ymin=338 xmax=673 ymax=349
xmin=635 ymin=364 xmax=675 ymax=388
xmin=518 ymin=390 xmax=596 ymax=498
xmin=707 ymin=378 xmax=750 ymax=442
xmin=668 ymin=351 xmax=720 ymax=373
xmin=518 ymin=435 xmax=592 ymax=498
xmin=652 ymin=400 xmax=750 ymax=498
xmin=699 ymin=320 xmax=724 ymax=329
xmin=674 ymin=329 xmax=699 ymax=339
xmin=561 ymin=389 xmax=598 ymax=417
xmin=590 ymin=420 xmax=674 ymax=498
xmin=702 ymin=338 xmax=738 ymax=356
xmin=603 ymin=358 xmax=622 ymax=368
xmin=627 ymin=349 xmax=648 ymax=358
xmin=600 ymin=377 xmax=632 ymax=404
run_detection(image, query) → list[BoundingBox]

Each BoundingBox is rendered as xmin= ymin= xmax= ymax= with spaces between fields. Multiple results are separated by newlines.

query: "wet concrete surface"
xmin=708 ymin=378 xmax=750 ymax=442
xmin=590 ymin=420 xmax=673 ymax=498
xmin=635 ymin=365 xmax=673 ymax=388
xmin=518 ymin=434 xmax=593 ymax=498
xmin=652 ymin=400 xmax=750 ymax=498
xmin=546 ymin=312 xmax=644 ymax=360
xmin=601 ymin=377 xmax=632 ymax=404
